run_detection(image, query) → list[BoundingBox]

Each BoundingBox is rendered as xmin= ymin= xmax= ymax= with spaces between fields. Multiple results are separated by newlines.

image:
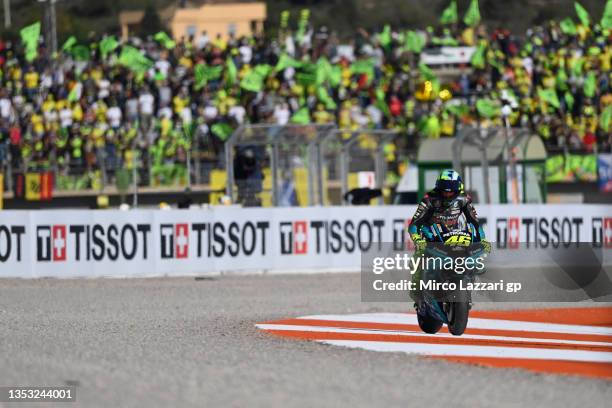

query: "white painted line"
xmin=298 ymin=313 xmax=612 ymax=336
xmin=321 ymin=340 xmax=612 ymax=363
xmin=256 ymin=324 xmax=612 ymax=347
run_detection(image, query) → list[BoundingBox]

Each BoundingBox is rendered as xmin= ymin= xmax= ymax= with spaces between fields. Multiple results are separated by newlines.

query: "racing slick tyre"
xmin=417 ymin=310 xmax=443 ymax=334
xmin=447 ymin=301 xmax=469 ymax=336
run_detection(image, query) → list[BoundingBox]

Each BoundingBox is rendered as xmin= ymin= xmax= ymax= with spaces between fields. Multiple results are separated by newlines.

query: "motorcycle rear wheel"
xmin=447 ymin=301 xmax=469 ymax=336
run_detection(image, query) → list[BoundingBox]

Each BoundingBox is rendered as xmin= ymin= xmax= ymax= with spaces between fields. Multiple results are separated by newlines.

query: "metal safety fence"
xmin=224 ymin=125 xmax=399 ymax=207
xmin=0 ymin=124 xmax=227 ymax=202
xmin=2 ymin=124 xmax=404 ymax=207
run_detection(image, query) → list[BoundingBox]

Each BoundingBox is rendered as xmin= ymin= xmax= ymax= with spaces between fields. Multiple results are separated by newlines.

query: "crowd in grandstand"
xmin=0 ymin=7 xmax=610 ymax=189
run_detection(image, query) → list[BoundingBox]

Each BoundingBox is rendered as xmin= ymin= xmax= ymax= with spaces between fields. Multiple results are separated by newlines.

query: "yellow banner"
xmin=0 ymin=173 xmax=3 ymax=209
xmin=25 ymin=172 xmax=41 ymax=201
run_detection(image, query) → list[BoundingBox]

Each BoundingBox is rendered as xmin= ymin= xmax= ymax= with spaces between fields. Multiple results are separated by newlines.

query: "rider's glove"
xmin=411 ymin=233 xmax=427 ymax=253
xmin=481 ymin=239 xmax=491 ymax=254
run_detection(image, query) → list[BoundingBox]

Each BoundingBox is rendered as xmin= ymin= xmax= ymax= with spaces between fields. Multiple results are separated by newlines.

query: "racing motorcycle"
xmin=413 ymin=222 xmax=485 ymax=336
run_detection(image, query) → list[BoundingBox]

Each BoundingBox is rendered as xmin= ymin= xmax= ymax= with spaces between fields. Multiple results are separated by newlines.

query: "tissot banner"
xmin=0 ymin=205 xmax=610 ymax=277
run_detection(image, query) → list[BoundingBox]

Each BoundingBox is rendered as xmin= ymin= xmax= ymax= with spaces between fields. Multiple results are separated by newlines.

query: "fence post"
xmin=99 ymin=147 xmax=107 ymax=190
xmin=186 ymin=144 xmax=192 ymax=189
xmin=316 ymin=140 xmax=324 ymax=206
xmin=340 ymin=140 xmax=348 ymax=205
xmin=132 ymin=150 xmax=138 ymax=208
xmin=225 ymin=140 xmax=234 ymax=200
xmin=307 ymin=141 xmax=316 ymax=206
xmin=374 ymin=142 xmax=385 ymax=205
xmin=193 ymin=134 xmax=201 ymax=185
xmin=5 ymin=146 xmax=12 ymax=193
xmin=271 ymin=139 xmax=279 ymax=207
xmin=504 ymin=117 xmax=520 ymax=204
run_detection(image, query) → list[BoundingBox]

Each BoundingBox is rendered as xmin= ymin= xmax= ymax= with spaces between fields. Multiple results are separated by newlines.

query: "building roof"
xmin=119 ymin=1 xmax=265 ymax=26
xmin=118 ymin=11 xmax=145 ymax=26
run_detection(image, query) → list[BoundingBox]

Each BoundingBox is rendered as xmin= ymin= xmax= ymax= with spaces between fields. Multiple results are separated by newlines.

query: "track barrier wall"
xmin=0 ymin=205 xmax=610 ymax=278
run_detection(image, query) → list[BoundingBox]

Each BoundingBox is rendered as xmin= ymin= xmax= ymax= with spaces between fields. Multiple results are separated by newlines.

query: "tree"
xmin=137 ymin=2 xmax=164 ymax=38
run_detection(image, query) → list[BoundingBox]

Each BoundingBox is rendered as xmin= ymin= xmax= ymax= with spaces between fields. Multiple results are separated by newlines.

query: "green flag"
xmin=296 ymin=71 xmax=317 ymax=86
xmin=211 ymin=123 xmax=234 ymax=141
xmin=583 ymin=72 xmax=596 ymax=98
xmin=295 ymin=62 xmax=319 ymax=86
xmin=350 ymin=59 xmax=375 ymax=84
xmin=296 ymin=9 xmax=310 ymax=43
xmin=329 ymin=66 xmax=342 ymax=87
xmin=254 ymin=64 xmax=272 ymax=78
xmin=226 ymin=57 xmax=238 ymax=86
xmin=350 ymin=59 xmax=375 ymax=76
xmin=564 ymin=92 xmax=575 ymax=110
xmin=316 ymin=57 xmax=333 ymax=85
xmin=379 ymin=25 xmax=392 ymax=49
xmin=20 ymin=21 xmax=40 ymax=47
xmin=280 ymin=10 xmax=290 ymax=30
xmin=61 ymin=36 xmax=77 ymax=52
xmin=475 ymin=99 xmax=500 ymax=118
xmin=118 ymin=46 xmax=153 ymax=74
xmin=463 ymin=0 xmax=481 ymax=26
xmin=99 ymin=36 xmax=118 ymax=58
xmin=470 ymin=42 xmax=486 ymax=68
xmin=240 ymin=69 xmax=265 ymax=92
xmin=418 ymin=63 xmax=437 ymax=81
xmin=68 ymin=82 xmax=81 ymax=102
xmin=20 ymin=21 xmax=40 ymax=62
xmin=559 ymin=18 xmax=577 ymax=35
xmin=600 ymin=105 xmax=612 ymax=132
xmin=538 ymin=88 xmax=561 ymax=109
xmin=588 ymin=46 xmax=601 ymax=56
xmin=439 ymin=0 xmax=458 ymax=25
xmin=194 ymin=64 xmax=207 ymax=90
xmin=154 ymin=31 xmax=176 ymax=49
xmin=291 ymin=107 xmax=310 ymax=124
xmin=602 ymin=0 xmax=612 ymax=29
xmin=375 ymin=86 xmax=391 ymax=118
xmin=555 ymin=67 xmax=568 ymax=90
xmin=574 ymin=2 xmax=590 ymax=26
xmin=317 ymin=87 xmax=337 ymax=110
xmin=71 ymin=45 xmax=91 ymax=61
xmin=489 ymin=56 xmax=503 ymax=71
xmin=405 ymin=30 xmax=425 ymax=53
xmin=275 ymin=53 xmax=302 ymax=71
xmin=571 ymin=57 xmax=585 ymax=76
xmin=194 ymin=63 xmax=224 ymax=90
xmin=207 ymin=65 xmax=224 ymax=80
xmin=445 ymin=103 xmax=469 ymax=116
xmin=25 ymin=49 xmax=37 ymax=63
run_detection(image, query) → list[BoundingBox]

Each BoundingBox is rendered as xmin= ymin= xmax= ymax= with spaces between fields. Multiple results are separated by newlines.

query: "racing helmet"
xmin=435 ymin=169 xmax=463 ymax=195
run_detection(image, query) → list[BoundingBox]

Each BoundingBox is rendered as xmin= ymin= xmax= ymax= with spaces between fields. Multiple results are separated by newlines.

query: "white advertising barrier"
xmin=0 ymin=205 xmax=610 ymax=278
xmin=420 ymin=46 xmax=476 ymax=65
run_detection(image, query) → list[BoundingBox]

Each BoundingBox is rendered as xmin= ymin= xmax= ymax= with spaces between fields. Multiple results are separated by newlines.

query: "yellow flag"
xmin=0 ymin=173 xmax=4 ymax=209
xmin=25 ymin=172 xmax=41 ymax=201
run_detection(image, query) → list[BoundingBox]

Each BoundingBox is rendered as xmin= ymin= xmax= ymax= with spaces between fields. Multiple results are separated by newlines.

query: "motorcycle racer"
xmin=407 ymin=169 xmax=491 ymax=329
xmin=408 ymin=169 xmax=491 ymax=253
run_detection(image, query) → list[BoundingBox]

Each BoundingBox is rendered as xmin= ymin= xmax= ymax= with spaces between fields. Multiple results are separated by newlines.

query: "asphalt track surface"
xmin=1 ymin=273 xmax=611 ymax=408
